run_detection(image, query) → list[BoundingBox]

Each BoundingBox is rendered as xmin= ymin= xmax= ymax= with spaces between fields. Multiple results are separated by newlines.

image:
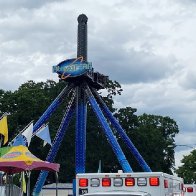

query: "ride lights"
xmin=137 ymin=178 xmax=147 ymax=186
xmin=102 ymin=178 xmax=111 ymax=187
xmin=90 ymin=178 xmax=100 ymax=187
xmin=125 ymin=177 xmax=135 ymax=186
xmin=79 ymin=176 xmax=161 ymax=188
xmin=79 ymin=178 xmax=88 ymax=187
xmin=149 ymin=177 xmax=159 ymax=186
xmin=113 ymin=178 xmax=123 ymax=187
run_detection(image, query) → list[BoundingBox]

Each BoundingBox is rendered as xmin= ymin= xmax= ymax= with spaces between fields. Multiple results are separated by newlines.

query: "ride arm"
xmin=33 ymin=92 xmax=76 ymax=195
xmin=91 ymin=88 xmax=152 ymax=172
xmin=33 ymin=83 xmax=74 ymax=133
xmin=85 ymin=84 xmax=132 ymax=172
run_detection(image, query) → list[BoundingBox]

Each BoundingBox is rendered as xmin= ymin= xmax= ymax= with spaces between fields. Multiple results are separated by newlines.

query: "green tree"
xmin=136 ymin=114 xmax=178 ymax=173
xmin=114 ymin=111 xmax=179 ymax=174
xmin=0 ymin=80 xmax=68 ymax=143
xmin=176 ymin=150 xmax=196 ymax=183
xmin=0 ymin=79 xmax=180 ymax=187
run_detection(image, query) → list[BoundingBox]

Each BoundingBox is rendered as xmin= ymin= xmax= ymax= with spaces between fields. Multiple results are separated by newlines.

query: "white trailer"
xmin=76 ymin=172 xmax=184 ymax=196
xmin=184 ymin=184 xmax=196 ymax=196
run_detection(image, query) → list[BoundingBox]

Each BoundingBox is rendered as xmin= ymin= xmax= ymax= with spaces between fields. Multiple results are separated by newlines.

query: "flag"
xmin=35 ymin=125 xmax=52 ymax=146
xmin=43 ymin=141 xmax=47 ymax=147
xmin=22 ymin=172 xmax=26 ymax=193
xmin=12 ymin=122 xmax=33 ymax=147
xmin=0 ymin=116 xmax=8 ymax=145
xmin=12 ymin=134 xmax=27 ymax=146
xmin=22 ymin=122 xmax=33 ymax=146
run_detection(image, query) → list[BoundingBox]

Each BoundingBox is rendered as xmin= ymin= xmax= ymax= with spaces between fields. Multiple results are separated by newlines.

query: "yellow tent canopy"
xmin=0 ymin=145 xmax=59 ymax=174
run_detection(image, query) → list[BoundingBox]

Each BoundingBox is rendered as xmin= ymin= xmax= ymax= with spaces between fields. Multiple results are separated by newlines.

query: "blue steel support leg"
xmin=85 ymin=85 xmax=132 ymax=172
xmin=92 ymin=88 xmax=152 ymax=172
xmin=33 ymin=83 xmax=74 ymax=133
xmin=75 ymin=85 xmax=87 ymax=174
xmin=33 ymin=94 xmax=76 ymax=196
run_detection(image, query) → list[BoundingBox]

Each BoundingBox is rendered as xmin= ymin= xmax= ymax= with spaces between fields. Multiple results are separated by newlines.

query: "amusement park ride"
xmin=31 ymin=14 xmax=152 ymax=195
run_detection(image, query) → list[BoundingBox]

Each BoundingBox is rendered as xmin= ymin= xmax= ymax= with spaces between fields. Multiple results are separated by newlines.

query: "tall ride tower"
xmin=33 ymin=14 xmax=151 ymax=195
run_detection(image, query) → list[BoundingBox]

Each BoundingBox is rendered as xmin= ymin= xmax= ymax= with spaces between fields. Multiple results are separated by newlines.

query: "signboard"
xmin=53 ymin=58 xmax=92 ymax=78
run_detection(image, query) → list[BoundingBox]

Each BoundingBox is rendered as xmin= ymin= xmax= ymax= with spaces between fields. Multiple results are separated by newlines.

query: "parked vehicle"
xmin=76 ymin=172 xmax=184 ymax=196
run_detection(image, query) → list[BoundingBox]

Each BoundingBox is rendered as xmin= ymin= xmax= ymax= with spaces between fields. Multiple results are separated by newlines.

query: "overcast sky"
xmin=0 ymin=0 xmax=196 ymax=169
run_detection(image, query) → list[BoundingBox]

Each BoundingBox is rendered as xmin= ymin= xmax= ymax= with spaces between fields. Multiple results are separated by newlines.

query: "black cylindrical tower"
xmin=77 ymin=14 xmax=88 ymax=61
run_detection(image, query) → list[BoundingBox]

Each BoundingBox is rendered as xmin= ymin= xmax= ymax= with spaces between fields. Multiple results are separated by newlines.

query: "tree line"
xmin=0 ymin=79 xmax=194 ymax=186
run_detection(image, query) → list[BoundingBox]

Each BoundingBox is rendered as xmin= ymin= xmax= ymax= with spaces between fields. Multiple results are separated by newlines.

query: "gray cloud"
xmin=0 ymin=5 xmax=76 ymax=55
xmin=88 ymin=18 xmax=179 ymax=84
xmin=0 ymin=0 xmax=181 ymax=86
xmin=0 ymin=0 xmax=65 ymax=11
xmin=91 ymin=47 xmax=179 ymax=84
xmin=179 ymin=70 xmax=196 ymax=90
xmin=176 ymin=0 xmax=196 ymax=5
xmin=175 ymin=133 xmax=196 ymax=148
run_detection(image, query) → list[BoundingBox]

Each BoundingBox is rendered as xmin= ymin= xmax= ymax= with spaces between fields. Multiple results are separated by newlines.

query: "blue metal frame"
xmin=75 ymin=86 xmax=87 ymax=173
xmin=85 ymin=85 xmax=132 ymax=172
xmin=33 ymin=94 xmax=76 ymax=195
xmin=92 ymin=88 xmax=152 ymax=172
xmin=33 ymin=84 xmax=74 ymax=133
xmin=32 ymin=14 xmax=154 ymax=194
